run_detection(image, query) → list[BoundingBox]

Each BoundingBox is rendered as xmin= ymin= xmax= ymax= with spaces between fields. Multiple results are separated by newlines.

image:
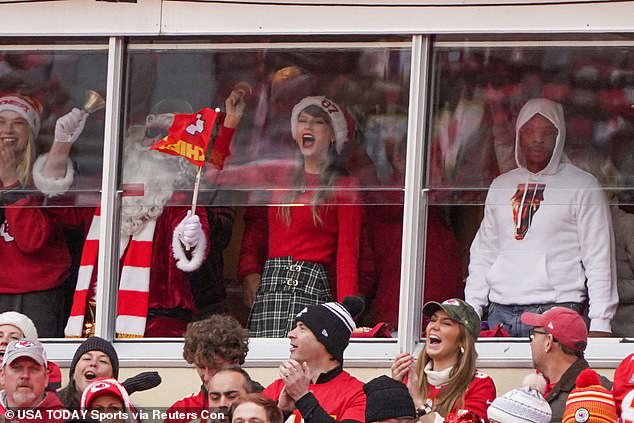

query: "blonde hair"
xmin=15 ymin=131 xmax=36 ymax=186
xmin=415 ymin=324 xmax=478 ymax=416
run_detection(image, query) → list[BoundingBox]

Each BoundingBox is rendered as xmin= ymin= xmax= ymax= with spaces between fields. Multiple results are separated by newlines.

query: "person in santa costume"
xmin=32 ymin=88 xmax=246 ymax=338
xmin=0 ymin=94 xmax=73 ymax=337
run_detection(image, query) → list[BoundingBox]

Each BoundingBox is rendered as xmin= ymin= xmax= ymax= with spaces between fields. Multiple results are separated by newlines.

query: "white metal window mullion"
xmin=94 ymin=36 xmax=125 ymax=341
xmin=397 ymin=34 xmax=431 ymax=354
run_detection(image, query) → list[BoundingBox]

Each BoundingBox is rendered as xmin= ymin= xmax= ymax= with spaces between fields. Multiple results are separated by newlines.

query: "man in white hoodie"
xmin=465 ymin=98 xmax=618 ymax=337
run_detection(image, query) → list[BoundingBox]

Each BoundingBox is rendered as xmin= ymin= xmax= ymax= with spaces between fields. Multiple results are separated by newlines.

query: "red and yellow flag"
xmin=150 ymin=108 xmax=218 ymax=167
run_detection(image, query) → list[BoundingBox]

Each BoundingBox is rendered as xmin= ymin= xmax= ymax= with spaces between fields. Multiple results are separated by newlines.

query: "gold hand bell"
xmin=83 ymin=89 xmax=106 ymax=114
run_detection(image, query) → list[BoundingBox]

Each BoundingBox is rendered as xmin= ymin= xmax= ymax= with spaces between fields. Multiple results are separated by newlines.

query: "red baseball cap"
xmin=521 ymin=307 xmax=588 ymax=352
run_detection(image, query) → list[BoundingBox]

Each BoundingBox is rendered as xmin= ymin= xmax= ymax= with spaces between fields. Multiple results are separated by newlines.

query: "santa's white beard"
xmin=119 ymin=137 xmax=189 ymax=239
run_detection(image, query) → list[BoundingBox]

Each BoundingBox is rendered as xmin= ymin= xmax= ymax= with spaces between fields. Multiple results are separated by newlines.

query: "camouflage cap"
xmin=422 ymin=298 xmax=481 ymax=341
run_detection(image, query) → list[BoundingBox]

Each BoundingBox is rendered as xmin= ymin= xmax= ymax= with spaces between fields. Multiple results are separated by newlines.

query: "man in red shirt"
xmin=263 ymin=302 xmax=366 ymax=423
xmin=0 ymin=340 xmax=65 ymax=422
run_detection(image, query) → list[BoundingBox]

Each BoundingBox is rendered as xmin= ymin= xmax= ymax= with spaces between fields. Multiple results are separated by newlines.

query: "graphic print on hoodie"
xmin=511 ymin=183 xmax=545 ymax=240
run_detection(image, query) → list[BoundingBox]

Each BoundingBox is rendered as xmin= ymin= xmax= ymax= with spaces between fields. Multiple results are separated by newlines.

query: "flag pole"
xmin=191 ymin=165 xmax=203 ymax=215
xmin=184 ymin=166 xmax=203 ymax=252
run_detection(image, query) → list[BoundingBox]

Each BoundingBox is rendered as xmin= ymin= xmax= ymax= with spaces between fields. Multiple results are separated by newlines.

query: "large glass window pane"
xmin=118 ymin=39 xmax=411 ymax=338
xmin=427 ymin=42 xmax=634 ymax=338
xmin=0 ymin=46 xmax=107 ymax=338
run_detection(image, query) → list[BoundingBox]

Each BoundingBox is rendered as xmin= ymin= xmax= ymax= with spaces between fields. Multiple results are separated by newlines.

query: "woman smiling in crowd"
xmin=391 ymin=299 xmax=496 ymax=422
xmin=57 ymin=336 xmax=119 ymax=409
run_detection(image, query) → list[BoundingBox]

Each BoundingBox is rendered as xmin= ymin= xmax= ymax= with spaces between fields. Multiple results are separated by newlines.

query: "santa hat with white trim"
xmin=0 ymin=94 xmax=42 ymax=137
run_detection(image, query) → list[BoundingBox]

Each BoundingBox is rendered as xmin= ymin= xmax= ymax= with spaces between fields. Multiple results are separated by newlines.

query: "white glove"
xmin=175 ymin=210 xmax=202 ymax=248
xmin=55 ymin=108 xmax=88 ymax=143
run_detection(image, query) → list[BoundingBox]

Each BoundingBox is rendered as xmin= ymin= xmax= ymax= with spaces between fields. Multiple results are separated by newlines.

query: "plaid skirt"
xmin=247 ymin=256 xmax=333 ymax=337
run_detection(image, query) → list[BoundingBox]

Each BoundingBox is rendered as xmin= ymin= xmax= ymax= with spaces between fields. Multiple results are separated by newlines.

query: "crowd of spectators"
xmin=0 ymin=303 xmax=633 ymax=423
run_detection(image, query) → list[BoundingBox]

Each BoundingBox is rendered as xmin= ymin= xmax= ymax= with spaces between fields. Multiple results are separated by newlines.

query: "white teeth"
xmin=302 ymin=134 xmax=314 ymax=142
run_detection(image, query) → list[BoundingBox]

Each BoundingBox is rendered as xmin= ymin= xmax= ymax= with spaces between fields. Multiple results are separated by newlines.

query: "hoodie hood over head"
xmin=515 ymin=98 xmax=567 ymax=175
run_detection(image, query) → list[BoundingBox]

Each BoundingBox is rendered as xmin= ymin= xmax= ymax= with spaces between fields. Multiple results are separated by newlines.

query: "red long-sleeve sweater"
xmin=239 ymin=172 xmax=362 ymax=301
xmin=0 ymin=187 xmax=70 ymax=293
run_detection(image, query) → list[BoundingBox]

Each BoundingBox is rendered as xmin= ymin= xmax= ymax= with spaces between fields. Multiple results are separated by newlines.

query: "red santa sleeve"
xmin=237 ymin=206 xmax=268 ymax=281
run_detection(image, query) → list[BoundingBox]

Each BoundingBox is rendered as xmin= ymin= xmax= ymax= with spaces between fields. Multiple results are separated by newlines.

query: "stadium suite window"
xmin=0 ymin=47 xmax=107 ymax=339
xmin=425 ymin=43 xmax=634 ymax=340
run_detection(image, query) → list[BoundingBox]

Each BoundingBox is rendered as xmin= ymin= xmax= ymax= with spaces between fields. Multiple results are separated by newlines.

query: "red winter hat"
xmin=521 ymin=307 xmax=587 ymax=352
xmin=613 ymin=353 xmax=634 ymax=416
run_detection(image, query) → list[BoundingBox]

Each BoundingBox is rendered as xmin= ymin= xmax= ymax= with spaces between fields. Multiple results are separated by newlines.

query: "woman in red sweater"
xmin=0 ymin=94 xmax=72 ymax=337
xmin=391 ymin=299 xmax=496 ymax=423
xmin=239 ymin=96 xmax=362 ymax=338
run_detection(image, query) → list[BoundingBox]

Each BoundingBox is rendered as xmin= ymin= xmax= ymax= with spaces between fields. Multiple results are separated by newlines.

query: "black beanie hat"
xmin=70 ymin=336 xmax=119 ymax=379
xmin=295 ymin=302 xmax=355 ymax=363
xmin=363 ymin=376 xmax=416 ymax=422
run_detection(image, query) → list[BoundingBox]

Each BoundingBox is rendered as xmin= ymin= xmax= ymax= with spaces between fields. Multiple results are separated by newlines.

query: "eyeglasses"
xmin=529 ymin=328 xmax=549 ymax=342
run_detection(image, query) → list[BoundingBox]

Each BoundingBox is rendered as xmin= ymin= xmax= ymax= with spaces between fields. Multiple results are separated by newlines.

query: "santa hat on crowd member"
xmin=613 ymin=353 xmax=634 ymax=416
xmin=80 ymin=377 xmax=136 ymax=417
xmin=0 ymin=94 xmax=42 ymax=137
xmin=562 ymin=369 xmax=617 ymax=423
xmin=290 ymin=96 xmax=348 ymax=154
xmin=487 ymin=373 xmax=552 ymax=423
xmin=0 ymin=311 xmax=38 ymax=342
xmin=294 ymin=302 xmax=356 ymax=363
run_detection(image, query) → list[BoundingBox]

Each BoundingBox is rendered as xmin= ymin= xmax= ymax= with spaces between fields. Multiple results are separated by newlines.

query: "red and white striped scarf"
xmin=65 ymin=208 xmax=156 ymax=338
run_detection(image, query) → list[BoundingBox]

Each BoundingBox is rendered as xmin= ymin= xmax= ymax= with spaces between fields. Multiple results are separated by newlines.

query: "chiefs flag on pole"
xmin=150 ymin=108 xmax=218 ymax=168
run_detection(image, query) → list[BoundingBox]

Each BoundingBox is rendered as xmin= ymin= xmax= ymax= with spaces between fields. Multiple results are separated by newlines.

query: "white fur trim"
xmin=290 ymin=96 xmax=348 ymax=154
xmin=32 ymin=154 xmax=74 ymax=197
xmin=172 ymin=226 xmax=207 ymax=272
